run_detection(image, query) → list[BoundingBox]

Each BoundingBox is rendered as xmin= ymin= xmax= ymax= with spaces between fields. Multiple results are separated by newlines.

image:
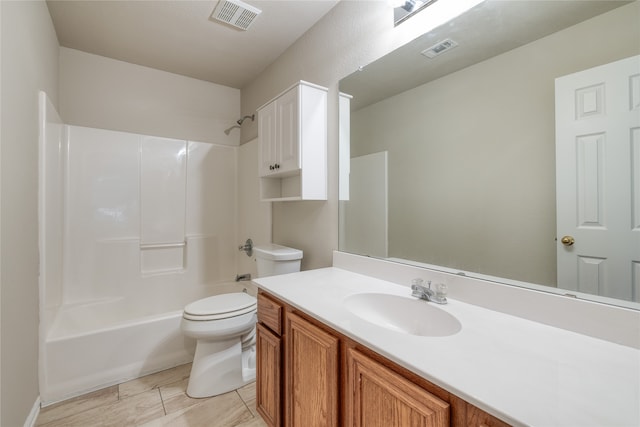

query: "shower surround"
xmin=38 ymin=92 xmax=245 ymax=404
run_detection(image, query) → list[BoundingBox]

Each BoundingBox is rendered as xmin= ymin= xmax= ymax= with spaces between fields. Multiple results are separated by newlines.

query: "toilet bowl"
xmin=181 ymin=292 xmax=257 ymax=398
xmin=181 ymin=243 xmax=302 ymax=398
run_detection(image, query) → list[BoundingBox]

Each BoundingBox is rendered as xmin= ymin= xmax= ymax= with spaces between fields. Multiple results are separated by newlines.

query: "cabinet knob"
xmin=275 ymin=163 xmax=280 ymax=169
xmin=269 ymin=165 xmax=274 ymax=170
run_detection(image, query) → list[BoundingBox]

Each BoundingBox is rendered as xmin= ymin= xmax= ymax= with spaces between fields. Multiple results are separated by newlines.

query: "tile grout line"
xmin=236 ymin=391 xmax=254 ymax=417
xmin=158 ymin=387 xmax=168 ymax=416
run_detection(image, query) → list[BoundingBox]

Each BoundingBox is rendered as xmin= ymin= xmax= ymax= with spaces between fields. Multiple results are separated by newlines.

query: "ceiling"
xmin=340 ymin=0 xmax=632 ymax=110
xmin=46 ymin=0 xmax=340 ymax=89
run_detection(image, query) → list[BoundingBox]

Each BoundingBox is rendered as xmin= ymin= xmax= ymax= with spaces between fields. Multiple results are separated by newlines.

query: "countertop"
xmin=254 ymin=267 xmax=640 ymax=427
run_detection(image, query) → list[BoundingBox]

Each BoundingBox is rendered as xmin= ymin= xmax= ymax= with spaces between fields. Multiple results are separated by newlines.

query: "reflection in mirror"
xmin=393 ymin=0 xmax=439 ymax=26
xmin=339 ymin=1 xmax=640 ymax=309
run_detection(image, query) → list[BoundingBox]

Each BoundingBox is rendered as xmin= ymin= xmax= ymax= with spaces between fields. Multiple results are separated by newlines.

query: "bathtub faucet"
xmin=235 ymin=273 xmax=252 ymax=282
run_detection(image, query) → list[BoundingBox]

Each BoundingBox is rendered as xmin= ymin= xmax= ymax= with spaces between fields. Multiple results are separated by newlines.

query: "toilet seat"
xmin=183 ymin=293 xmax=257 ymax=321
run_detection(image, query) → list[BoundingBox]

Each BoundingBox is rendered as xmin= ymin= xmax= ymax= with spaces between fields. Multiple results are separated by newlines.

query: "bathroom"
xmin=2 ymin=0 xmax=640 ymax=426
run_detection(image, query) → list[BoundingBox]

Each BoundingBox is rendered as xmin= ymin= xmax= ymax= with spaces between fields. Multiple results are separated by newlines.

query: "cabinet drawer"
xmin=258 ymin=292 xmax=282 ymax=335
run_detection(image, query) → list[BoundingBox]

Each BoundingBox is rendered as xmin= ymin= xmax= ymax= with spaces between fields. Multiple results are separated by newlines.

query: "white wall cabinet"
xmin=257 ymin=81 xmax=327 ymax=201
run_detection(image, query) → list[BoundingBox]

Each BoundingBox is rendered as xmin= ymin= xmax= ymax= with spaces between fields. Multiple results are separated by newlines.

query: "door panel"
xmin=259 ymin=101 xmax=277 ymax=176
xmin=256 ymin=323 xmax=281 ymax=427
xmin=346 ymin=348 xmax=449 ymax=427
xmin=285 ymin=312 xmax=339 ymax=427
xmin=555 ymin=55 xmax=640 ymax=301
xmin=277 ymin=86 xmax=300 ymax=173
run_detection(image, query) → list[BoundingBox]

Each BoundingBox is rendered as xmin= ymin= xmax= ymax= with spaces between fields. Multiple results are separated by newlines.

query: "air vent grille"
xmin=211 ymin=0 xmax=261 ymax=31
xmin=421 ymin=38 xmax=459 ymax=58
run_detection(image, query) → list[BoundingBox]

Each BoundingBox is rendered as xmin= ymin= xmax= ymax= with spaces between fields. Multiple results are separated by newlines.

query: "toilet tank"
xmin=254 ymin=244 xmax=303 ymax=278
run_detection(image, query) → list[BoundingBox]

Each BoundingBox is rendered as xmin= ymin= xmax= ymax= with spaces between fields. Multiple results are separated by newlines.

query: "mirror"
xmin=339 ymin=0 xmax=640 ymax=309
xmin=393 ymin=0 xmax=439 ymax=26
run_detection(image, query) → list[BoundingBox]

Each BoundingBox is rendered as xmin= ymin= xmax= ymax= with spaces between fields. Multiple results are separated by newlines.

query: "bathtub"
xmin=40 ymin=281 xmax=256 ymax=405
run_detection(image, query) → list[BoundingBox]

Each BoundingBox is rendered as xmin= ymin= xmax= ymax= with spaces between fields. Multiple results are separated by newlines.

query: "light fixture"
xmin=394 ymin=0 xmax=438 ymax=26
xmin=402 ymin=0 xmax=422 ymax=13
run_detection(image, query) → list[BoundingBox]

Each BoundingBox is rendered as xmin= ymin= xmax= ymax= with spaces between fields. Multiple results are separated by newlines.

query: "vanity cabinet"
xmin=467 ymin=405 xmax=511 ymax=427
xmin=256 ymin=293 xmax=283 ymax=427
xmin=346 ymin=348 xmax=449 ymax=426
xmin=285 ymin=312 xmax=339 ymax=427
xmin=256 ymin=290 xmax=511 ymax=427
xmin=257 ymin=81 xmax=327 ymax=201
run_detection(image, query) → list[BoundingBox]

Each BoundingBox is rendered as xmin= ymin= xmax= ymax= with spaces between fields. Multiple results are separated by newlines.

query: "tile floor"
xmin=36 ymin=363 xmax=267 ymax=427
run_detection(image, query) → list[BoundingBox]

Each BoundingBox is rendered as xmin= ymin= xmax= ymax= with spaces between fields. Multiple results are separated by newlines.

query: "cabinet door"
xmin=256 ymin=323 xmax=281 ymax=427
xmin=258 ymin=101 xmax=278 ymax=177
xmin=467 ymin=404 xmax=511 ymax=427
xmin=276 ymin=85 xmax=300 ymax=174
xmin=346 ymin=348 xmax=450 ymax=427
xmin=285 ymin=312 xmax=339 ymax=427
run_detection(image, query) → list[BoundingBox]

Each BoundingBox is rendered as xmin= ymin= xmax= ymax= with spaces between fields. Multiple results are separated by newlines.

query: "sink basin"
xmin=344 ymin=293 xmax=461 ymax=337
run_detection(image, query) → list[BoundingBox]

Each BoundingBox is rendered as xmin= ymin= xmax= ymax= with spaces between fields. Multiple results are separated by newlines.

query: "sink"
xmin=344 ymin=293 xmax=461 ymax=337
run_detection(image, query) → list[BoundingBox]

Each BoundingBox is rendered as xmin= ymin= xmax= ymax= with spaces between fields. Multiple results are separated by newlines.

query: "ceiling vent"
xmin=421 ymin=38 xmax=459 ymax=58
xmin=211 ymin=0 xmax=262 ymax=31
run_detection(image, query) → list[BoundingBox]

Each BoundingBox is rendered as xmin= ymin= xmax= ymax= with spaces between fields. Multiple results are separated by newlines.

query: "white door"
xmin=555 ymin=55 xmax=640 ymax=302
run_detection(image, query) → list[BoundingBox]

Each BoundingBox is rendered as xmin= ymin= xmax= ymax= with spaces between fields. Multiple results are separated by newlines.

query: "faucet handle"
xmin=411 ymin=278 xmax=424 ymax=297
xmin=432 ymin=283 xmax=448 ymax=304
xmin=411 ymin=278 xmax=423 ymax=286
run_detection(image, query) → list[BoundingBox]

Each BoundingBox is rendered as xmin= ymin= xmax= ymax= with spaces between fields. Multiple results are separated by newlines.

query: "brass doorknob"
xmin=561 ymin=236 xmax=575 ymax=246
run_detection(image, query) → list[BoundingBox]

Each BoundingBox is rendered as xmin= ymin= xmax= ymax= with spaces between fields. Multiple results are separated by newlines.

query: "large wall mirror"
xmin=339 ymin=0 xmax=640 ymax=309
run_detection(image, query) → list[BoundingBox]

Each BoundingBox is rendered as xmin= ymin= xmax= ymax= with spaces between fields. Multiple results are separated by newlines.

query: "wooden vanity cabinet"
xmin=285 ymin=311 xmax=339 ymax=427
xmin=346 ymin=348 xmax=449 ymax=427
xmin=256 ymin=293 xmax=283 ymax=427
xmin=256 ymin=290 xmax=512 ymax=427
xmin=467 ymin=404 xmax=512 ymax=427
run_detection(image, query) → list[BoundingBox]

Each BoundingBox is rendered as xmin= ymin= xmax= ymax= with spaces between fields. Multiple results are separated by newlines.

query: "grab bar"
xmin=140 ymin=242 xmax=186 ymax=250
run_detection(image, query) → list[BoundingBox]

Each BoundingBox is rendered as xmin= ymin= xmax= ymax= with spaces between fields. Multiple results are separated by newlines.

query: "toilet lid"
xmin=184 ymin=293 xmax=257 ymax=318
xmin=253 ymin=244 xmax=303 ymax=261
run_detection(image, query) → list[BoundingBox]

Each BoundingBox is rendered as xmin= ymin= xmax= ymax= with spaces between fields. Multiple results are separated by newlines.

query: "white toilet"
xmin=181 ymin=243 xmax=303 ymax=398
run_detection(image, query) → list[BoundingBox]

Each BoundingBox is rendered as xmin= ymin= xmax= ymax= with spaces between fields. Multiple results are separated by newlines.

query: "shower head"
xmin=225 ymin=114 xmax=254 ymax=135
xmin=236 ymin=114 xmax=255 ymax=125
xmin=224 ymin=125 xmax=241 ymax=135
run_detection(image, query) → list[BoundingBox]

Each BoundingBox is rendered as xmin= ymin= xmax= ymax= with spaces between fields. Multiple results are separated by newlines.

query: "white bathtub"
xmin=40 ymin=281 xmax=256 ymax=405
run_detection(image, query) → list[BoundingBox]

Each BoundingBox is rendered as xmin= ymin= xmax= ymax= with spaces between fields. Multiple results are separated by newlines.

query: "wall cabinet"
xmin=256 ymin=290 xmax=511 ymax=427
xmin=257 ymin=81 xmax=327 ymax=201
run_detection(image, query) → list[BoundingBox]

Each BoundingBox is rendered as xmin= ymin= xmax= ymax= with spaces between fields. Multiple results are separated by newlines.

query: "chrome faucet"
xmin=411 ymin=279 xmax=447 ymax=304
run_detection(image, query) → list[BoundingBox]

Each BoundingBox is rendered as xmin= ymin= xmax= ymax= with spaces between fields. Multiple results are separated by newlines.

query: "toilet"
xmin=181 ymin=243 xmax=303 ymax=398
xmin=253 ymin=243 xmax=303 ymax=277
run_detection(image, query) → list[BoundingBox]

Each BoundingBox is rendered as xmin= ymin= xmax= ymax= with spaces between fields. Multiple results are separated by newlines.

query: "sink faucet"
xmin=411 ymin=279 xmax=447 ymax=304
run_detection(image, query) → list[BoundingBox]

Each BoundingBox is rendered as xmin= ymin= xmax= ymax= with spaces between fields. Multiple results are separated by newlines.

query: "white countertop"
xmin=254 ymin=267 xmax=640 ymax=427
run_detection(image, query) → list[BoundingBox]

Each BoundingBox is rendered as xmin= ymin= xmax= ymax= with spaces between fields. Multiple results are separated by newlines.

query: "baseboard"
xmin=24 ymin=396 xmax=40 ymax=427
